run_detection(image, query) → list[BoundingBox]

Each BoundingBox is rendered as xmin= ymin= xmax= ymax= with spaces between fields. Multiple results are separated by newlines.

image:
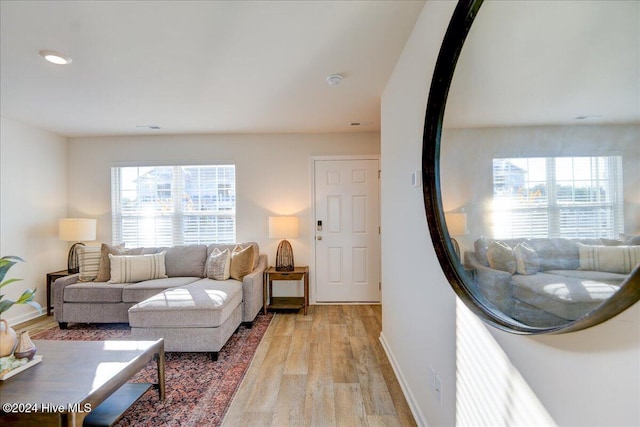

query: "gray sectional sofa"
xmin=53 ymin=242 xmax=266 ymax=359
xmin=465 ymin=237 xmax=638 ymax=327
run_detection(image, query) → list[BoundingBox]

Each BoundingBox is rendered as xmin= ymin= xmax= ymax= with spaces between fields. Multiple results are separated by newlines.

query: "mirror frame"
xmin=422 ymin=0 xmax=640 ymax=334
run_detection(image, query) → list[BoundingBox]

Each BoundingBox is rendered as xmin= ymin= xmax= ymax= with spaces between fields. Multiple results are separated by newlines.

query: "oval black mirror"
xmin=422 ymin=0 xmax=640 ymax=334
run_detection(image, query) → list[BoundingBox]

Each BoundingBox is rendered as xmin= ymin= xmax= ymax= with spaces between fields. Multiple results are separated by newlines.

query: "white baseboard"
xmin=6 ymin=311 xmax=45 ymax=327
xmin=379 ymin=331 xmax=428 ymax=427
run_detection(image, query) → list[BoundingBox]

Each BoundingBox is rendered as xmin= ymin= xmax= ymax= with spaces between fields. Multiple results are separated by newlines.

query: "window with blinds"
xmin=492 ymin=156 xmax=623 ymax=239
xmin=111 ymin=165 xmax=236 ymax=247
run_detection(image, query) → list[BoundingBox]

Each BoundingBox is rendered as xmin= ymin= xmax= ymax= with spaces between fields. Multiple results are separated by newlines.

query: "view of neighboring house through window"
xmin=492 ymin=156 xmax=623 ymax=239
xmin=111 ymin=165 xmax=236 ymax=246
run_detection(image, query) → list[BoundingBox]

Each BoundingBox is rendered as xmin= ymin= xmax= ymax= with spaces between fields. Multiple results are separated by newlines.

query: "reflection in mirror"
xmin=438 ymin=0 xmax=639 ymax=330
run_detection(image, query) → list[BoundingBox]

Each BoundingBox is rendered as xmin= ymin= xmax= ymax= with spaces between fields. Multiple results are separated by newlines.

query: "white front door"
xmin=314 ymin=158 xmax=380 ymax=302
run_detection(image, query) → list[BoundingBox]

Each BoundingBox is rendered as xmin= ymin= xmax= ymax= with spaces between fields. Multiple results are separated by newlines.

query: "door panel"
xmin=315 ymin=159 xmax=380 ymax=302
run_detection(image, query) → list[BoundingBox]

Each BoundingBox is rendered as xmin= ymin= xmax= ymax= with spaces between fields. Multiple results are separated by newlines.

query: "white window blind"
xmin=492 ymin=156 xmax=623 ymax=239
xmin=111 ymin=165 xmax=236 ymax=247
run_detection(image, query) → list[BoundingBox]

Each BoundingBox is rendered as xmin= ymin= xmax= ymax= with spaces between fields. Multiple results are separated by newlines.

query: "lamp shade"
xmin=269 ymin=216 xmax=299 ymax=239
xmin=59 ymin=218 xmax=97 ymax=242
xmin=445 ymin=212 xmax=468 ymax=236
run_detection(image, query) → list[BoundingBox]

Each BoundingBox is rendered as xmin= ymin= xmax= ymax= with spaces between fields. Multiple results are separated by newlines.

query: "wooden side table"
xmin=263 ymin=266 xmax=309 ymax=315
xmin=46 ymin=269 xmax=71 ymax=316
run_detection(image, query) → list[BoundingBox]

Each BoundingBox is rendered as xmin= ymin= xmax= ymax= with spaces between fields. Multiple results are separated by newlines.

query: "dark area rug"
xmin=32 ymin=313 xmax=273 ymax=426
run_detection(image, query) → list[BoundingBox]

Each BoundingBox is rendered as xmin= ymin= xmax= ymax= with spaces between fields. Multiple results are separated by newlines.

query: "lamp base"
xmin=67 ymin=242 xmax=85 ymax=274
xmin=275 ymin=240 xmax=295 ymax=271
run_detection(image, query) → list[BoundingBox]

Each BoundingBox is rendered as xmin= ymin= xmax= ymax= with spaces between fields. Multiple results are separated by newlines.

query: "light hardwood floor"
xmin=16 ymin=305 xmax=416 ymax=426
xmin=222 ymin=305 xmax=416 ymax=427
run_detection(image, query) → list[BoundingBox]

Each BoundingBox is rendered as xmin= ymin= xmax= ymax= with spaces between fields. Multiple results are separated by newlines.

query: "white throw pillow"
xmin=108 ymin=251 xmax=168 ymax=283
xmin=578 ymin=244 xmax=640 ymax=274
xmin=78 ymin=245 xmax=101 ymax=282
xmin=513 ymin=242 xmax=540 ymax=275
xmin=205 ymin=248 xmax=231 ymax=280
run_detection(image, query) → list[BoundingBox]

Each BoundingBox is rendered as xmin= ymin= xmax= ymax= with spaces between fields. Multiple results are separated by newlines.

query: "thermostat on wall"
xmin=411 ymin=170 xmax=422 ymax=188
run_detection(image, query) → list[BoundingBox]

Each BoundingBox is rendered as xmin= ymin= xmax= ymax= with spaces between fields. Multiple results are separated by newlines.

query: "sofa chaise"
xmin=53 ymin=242 xmax=266 ymax=359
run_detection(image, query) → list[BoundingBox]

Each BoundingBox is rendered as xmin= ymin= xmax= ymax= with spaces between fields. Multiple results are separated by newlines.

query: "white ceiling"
xmin=0 ymin=0 xmax=425 ymax=137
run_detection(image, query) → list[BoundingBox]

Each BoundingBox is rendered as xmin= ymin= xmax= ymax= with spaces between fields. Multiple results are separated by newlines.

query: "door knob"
xmin=316 ymin=236 xmax=323 ymax=240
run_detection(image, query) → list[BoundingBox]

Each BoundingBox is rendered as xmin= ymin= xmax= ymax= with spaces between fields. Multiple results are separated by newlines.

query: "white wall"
xmin=381 ymin=1 xmax=640 ymax=426
xmin=67 ymin=132 xmax=379 ymax=298
xmin=0 ymin=116 xmax=68 ymax=325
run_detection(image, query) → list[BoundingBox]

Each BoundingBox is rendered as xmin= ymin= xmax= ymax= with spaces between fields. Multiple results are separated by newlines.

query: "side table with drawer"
xmin=263 ymin=266 xmax=309 ymax=315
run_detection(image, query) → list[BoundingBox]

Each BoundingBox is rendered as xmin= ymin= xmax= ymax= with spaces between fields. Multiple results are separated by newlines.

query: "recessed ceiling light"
xmin=326 ymin=74 xmax=343 ymax=86
xmin=39 ymin=50 xmax=72 ymax=65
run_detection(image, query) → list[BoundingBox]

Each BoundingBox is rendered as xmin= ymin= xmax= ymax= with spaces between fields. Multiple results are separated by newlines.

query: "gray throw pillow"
xmin=486 ymin=240 xmax=516 ymax=274
xmin=95 ymin=243 xmax=126 ymax=282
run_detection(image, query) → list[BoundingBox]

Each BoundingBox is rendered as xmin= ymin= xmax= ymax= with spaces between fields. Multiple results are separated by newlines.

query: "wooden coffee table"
xmin=0 ymin=339 xmax=165 ymax=427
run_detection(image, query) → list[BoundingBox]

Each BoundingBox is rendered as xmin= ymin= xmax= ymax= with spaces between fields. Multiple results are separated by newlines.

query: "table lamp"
xmin=59 ymin=218 xmax=97 ymax=273
xmin=269 ymin=216 xmax=299 ymax=271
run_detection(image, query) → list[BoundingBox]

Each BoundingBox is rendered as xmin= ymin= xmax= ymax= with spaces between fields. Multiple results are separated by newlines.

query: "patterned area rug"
xmin=32 ymin=313 xmax=273 ymax=426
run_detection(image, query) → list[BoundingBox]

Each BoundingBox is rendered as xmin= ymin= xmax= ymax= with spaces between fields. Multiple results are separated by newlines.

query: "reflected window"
xmin=492 ymin=156 xmax=623 ymax=239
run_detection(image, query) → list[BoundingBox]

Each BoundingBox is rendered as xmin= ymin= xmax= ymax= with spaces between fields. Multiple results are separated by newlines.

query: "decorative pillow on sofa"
xmin=78 ymin=245 xmax=101 ymax=282
xmin=94 ymin=243 xmax=126 ymax=282
xmin=486 ymin=240 xmax=516 ymax=274
xmin=474 ymin=237 xmax=491 ymax=267
xmin=578 ymin=244 xmax=640 ymax=274
xmin=108 ymin=251 xmax=168 ymax=283
xmin=513 ymin=241 xmax=540 ymax=275
xmin=206 ymin=248 xmax=231 ymax=280
xmin=230 ymin=244 xmax=255 ymax=280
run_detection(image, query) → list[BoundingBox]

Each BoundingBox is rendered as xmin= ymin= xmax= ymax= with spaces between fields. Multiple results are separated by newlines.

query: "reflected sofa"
xmin=464 ymin=237 xmax=639 ymax=327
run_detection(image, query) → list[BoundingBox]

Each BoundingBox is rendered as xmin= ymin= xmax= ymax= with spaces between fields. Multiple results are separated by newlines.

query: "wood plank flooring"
xmin=14 ymin=305 xmax=416 ymax=426
xmin=222 ymin=305 xmax=416 ymax=427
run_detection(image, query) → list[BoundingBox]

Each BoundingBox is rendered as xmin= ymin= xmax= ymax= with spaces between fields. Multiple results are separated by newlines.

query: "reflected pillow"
xmin=474 ymin=237 xmax=491 ymax=266
xmin=109 ymin=251 xmax=168 ymax=283
xmin=625 ymin=235 xmax=640 ymax=246
xmin=206 ymin=248 xmax=231 ymax=280
xmin=78 ymin=245 xmax=101 ymax=282
xmin=513 ymin=242 xmax=540 ymax=275
xmin=578 ymin=244 xmax=640 ymax=274
xmin=486 ymin=240 xmax=516 ymax=274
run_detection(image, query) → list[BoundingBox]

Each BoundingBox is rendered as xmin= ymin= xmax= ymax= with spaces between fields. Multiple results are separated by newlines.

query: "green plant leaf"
xmin=0 ymin=256 xmax=23 ymax=283
xmin=25 ymin=300 xmax=43 ymax=314
xmin=0 ymin=277 xmax=23 ymax=290
xmin=0 ymin=298 xmax=15 ymax=314
xmin=16 ymin=289 xmax=36 ymax=304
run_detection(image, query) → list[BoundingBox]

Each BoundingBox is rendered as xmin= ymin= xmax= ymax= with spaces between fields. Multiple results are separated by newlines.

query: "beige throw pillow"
xmin=108 ymin=251 xmax=168 ymax=283
xmin=486 ymin=240 xmax=516 ymax=274
xmin=230 ymin=245 xmax=255 ymax=280
xmin=206 ymin=248 xmax=231 ymax=280
xmin=95 ymin=243 xmax=126 ymax=282
xmin=578 ymin=244 xmax=640 ymax=274
xmin=78 ymin=245 xmax=101 ymax=282
xmin=513 ymin=242 xmax=539 ymax=275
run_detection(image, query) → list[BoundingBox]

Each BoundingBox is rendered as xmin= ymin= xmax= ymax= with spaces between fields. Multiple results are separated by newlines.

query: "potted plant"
xmin=0 ymin=256 xmax=42 ymax=357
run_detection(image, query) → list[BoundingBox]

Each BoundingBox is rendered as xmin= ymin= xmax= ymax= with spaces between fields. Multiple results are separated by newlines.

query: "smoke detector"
xmin=326 ymin=74 xmax=343 ymax=86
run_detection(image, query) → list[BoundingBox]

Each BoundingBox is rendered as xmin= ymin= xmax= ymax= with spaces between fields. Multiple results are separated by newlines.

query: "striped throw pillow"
xmin=578 ymin=244 xmax=640 ymax=274
xmin=78 ymin=245 xmax=101 ymax=282
xmin=108 ymin=251 xmax=168 ymax=283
